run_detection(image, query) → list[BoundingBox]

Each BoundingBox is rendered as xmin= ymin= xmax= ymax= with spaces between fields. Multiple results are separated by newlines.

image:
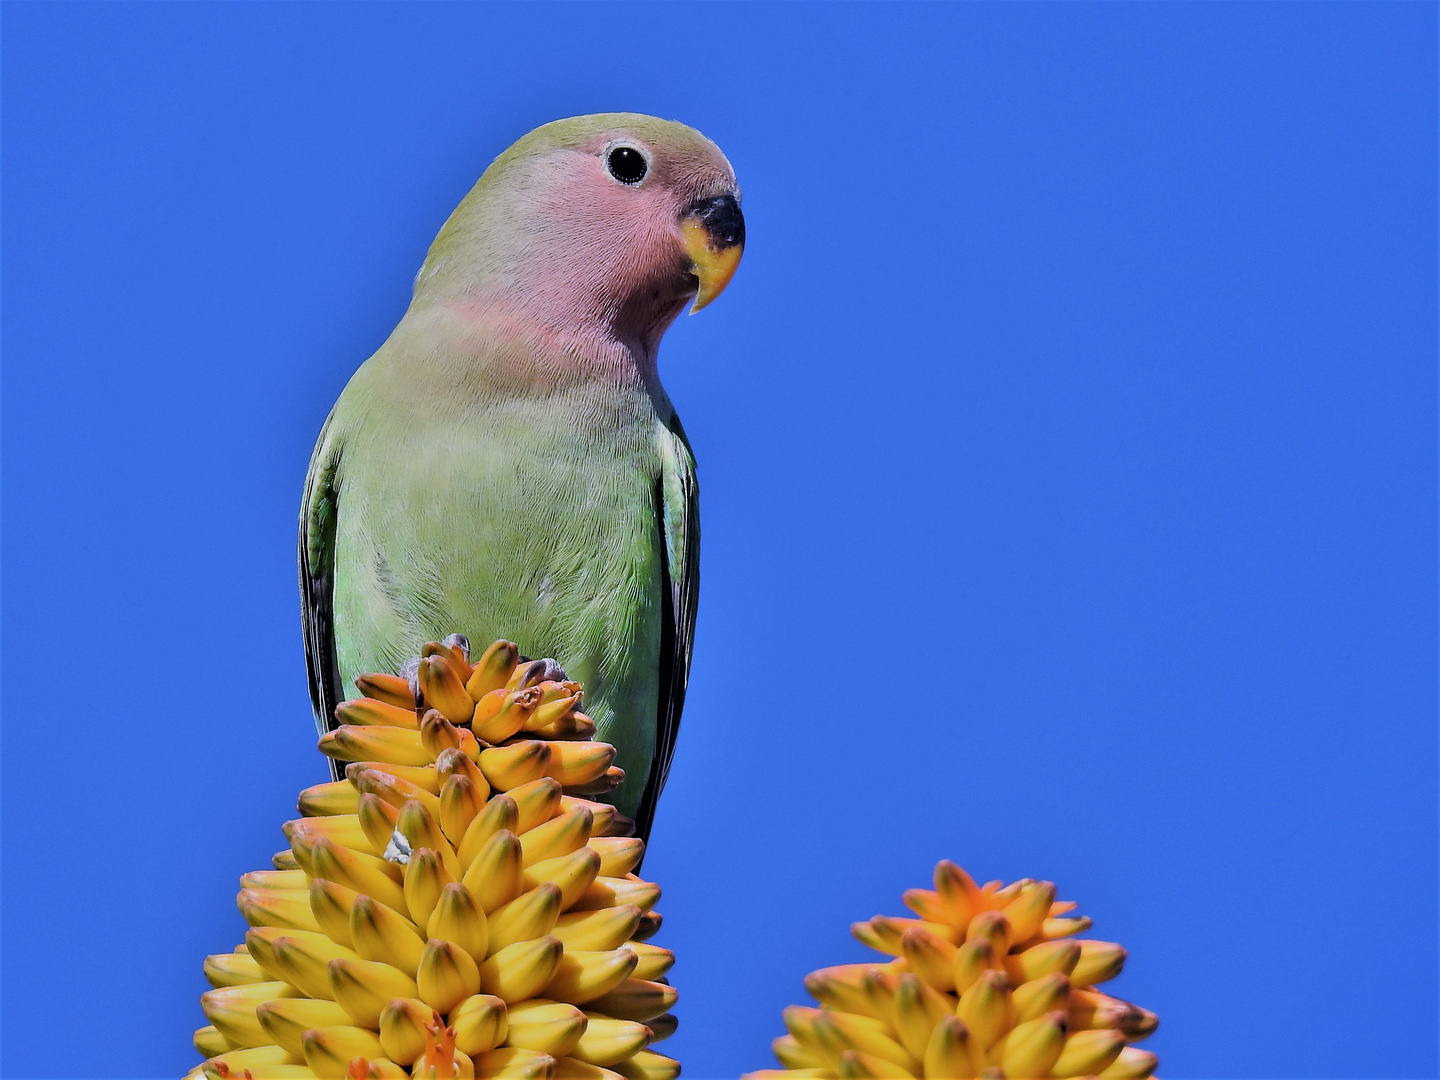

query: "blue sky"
xmin=2 ymin=3 xmax=1435 ymax=1077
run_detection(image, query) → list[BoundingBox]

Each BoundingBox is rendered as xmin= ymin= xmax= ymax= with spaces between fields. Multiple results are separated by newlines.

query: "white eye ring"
xmin=604 ymin=143 xmax=649 ymax=185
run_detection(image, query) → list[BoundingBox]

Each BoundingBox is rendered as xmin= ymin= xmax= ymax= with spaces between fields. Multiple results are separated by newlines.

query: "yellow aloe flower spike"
xmin=745 ymin=859 xmax=1160 ymax=1080
xmin=188 ymin=637 xmax=678 ymax=1080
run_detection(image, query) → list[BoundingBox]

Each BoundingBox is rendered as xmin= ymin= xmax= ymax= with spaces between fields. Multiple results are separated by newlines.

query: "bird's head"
xmin=415 ymin=113 xmax=744 ymax=362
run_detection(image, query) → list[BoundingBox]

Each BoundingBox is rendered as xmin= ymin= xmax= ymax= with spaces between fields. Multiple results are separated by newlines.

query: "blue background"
xmin=2 ymin=3 xmax=1435 ymax=1077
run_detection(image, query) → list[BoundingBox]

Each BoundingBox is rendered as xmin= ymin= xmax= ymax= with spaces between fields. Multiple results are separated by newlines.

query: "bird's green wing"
xmin=299 ymin=409 xmax=345 ymax=750
xmin=633 ymin=417 xmax=700 ymax=843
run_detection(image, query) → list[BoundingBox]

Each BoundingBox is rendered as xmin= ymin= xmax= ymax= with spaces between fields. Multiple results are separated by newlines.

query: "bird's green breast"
xmin=325 ymin=347 xmax=669 ymax=818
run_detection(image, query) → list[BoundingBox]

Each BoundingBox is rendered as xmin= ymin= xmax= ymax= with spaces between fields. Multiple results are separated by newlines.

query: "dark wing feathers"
xmin=633 ymin=419 xmax=700 ymax=845
xmin=299 ymin=410 xmax=345 ymax=774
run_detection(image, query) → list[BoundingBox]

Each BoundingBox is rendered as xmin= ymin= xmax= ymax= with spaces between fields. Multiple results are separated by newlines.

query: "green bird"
xmin=299 ymin=114 xmax=743 ymax=843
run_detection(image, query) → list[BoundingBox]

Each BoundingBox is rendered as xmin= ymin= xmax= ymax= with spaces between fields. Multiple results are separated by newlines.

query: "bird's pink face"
xmin=522 ymin=128 xmax=745 ymax=345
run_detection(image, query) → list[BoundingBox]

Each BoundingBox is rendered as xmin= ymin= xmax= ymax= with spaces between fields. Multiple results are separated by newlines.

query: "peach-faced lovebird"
xmin=299 ymin=114 xmax=743 ymax=842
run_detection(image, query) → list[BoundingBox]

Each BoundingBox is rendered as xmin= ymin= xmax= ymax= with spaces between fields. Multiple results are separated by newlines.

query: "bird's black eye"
xmin=607 ymin=146 xmax=647 ymax=185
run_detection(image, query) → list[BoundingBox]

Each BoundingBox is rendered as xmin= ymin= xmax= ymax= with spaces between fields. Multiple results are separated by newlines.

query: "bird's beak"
xmin=681 ymin=193 xmax=745 ymax=313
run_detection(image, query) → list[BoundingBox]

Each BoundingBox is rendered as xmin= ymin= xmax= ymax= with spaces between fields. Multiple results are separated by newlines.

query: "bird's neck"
xmin=398 ymin=286 xmax=682 ymax=406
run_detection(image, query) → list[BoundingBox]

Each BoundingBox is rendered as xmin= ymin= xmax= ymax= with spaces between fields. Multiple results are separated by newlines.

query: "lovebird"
xmin=299 ymin=114 xmax=743 ymax=844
